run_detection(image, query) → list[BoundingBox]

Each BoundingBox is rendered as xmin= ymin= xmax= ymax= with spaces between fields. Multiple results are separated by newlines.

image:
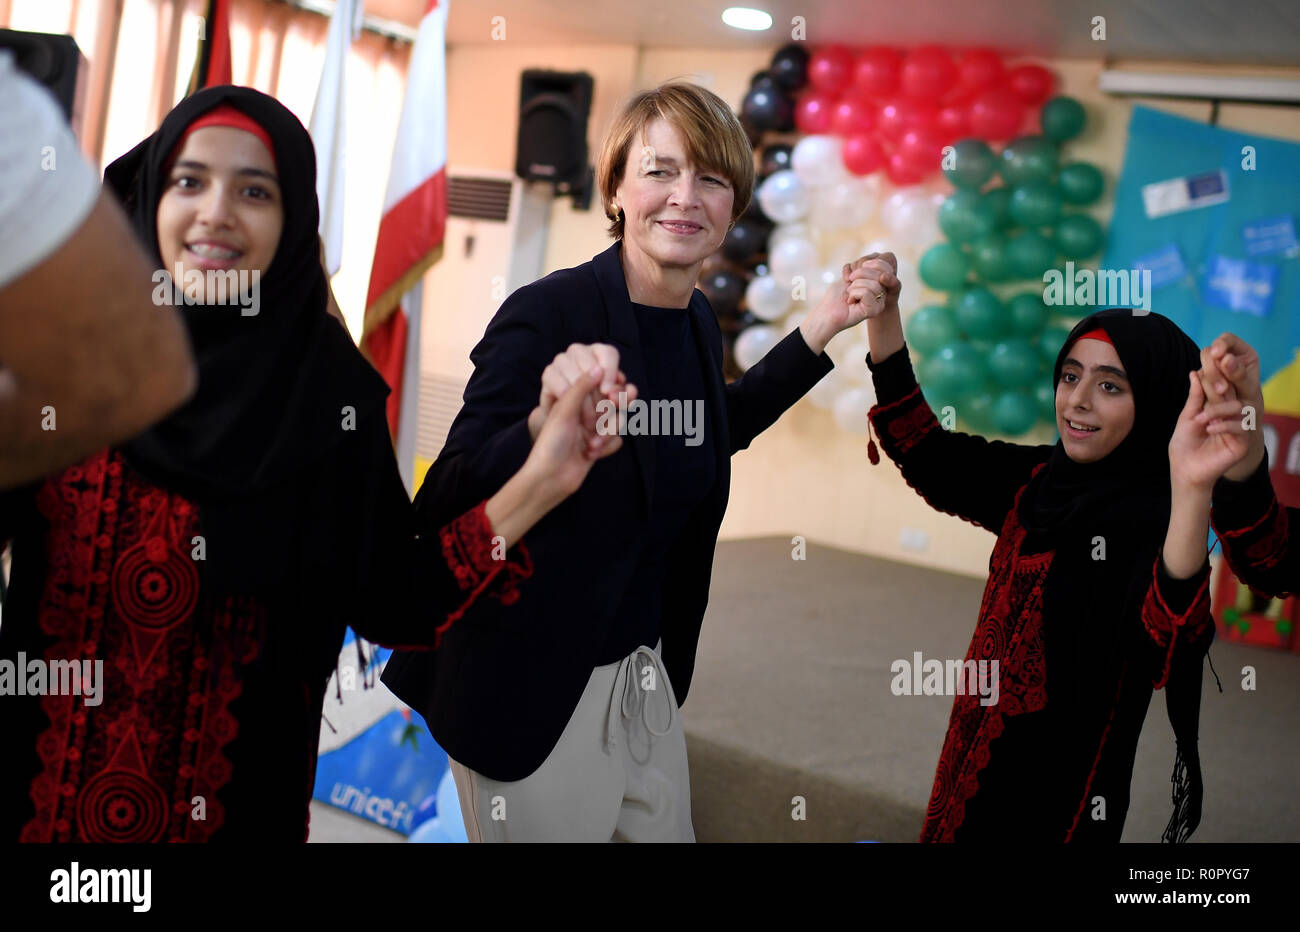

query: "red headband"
xmin=167 ymin=104 xmax=277 ymax=171
xmin=1073 ymin=326 xmax=1113 ymax=347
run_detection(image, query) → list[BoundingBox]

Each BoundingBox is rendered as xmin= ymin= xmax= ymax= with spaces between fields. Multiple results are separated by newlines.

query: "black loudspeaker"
xmin=516 ymin=69 xmax=594 ymax=208
xmin=0 ymin=29 xmax=87 ymax=135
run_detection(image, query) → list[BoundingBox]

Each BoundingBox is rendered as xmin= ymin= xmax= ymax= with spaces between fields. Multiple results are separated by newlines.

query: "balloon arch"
xmin=705 ymin=43 xmax=1106 ymax=438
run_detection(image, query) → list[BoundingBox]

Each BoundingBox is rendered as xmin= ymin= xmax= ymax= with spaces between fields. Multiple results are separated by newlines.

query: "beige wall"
xmin=443 ymin=46 xmax=1300 ymax=579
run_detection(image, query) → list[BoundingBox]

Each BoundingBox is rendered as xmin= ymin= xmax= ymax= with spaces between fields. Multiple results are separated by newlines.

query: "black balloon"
xmin=740 ymin=196 xmax=772 ymax=229
xmin=741 ymin=84 xmax=793 ymax=134
xmin=698 ymin=267 xmax=746 ymax=319
xmin=750 ymin=70 xmax=778 ymax=91
xmin=759 ymin=143 xmax=793 ymax=180
xmin=740 ymin=113 xmax=764 ymax=148
xmin=721 ymin=217 xmax=769 ymax=265
xmin=770 ymin=43 xmax=810 ymax=91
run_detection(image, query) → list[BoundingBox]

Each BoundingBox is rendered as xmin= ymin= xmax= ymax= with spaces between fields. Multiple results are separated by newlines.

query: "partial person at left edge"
xmin=0 ymin=52 xmax=197 ymax=489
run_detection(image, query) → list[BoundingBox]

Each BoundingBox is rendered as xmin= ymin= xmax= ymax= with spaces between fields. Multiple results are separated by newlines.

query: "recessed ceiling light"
xmin=722 ymin=7 xmax=773 ymax=31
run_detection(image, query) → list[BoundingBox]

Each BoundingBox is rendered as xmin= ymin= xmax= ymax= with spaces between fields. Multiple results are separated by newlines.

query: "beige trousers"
xmin=449 ymin=641 xmax=695 ymax=842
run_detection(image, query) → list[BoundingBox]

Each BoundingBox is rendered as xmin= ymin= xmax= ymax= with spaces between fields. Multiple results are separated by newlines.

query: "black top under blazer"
xmin=381 ymin=240 xmax=835 ymax=781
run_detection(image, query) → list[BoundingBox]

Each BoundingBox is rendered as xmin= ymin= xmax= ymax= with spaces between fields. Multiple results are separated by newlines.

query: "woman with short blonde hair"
xmin=385 ymin=81 xmax=877 ymax=842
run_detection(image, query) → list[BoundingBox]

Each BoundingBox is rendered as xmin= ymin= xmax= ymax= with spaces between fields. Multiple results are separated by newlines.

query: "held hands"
xmin=799 ymin=252 xmax=903 ymax=355
xmin=527 ymin=343 xmax=637 ymax=442
xmin=521 ymin=367 xmax=624 ymax=507
xmin=1194 ymin=332 xmax=1267 ymax=482
xmin=1169 ymin=369 xmax=1251 ymax=494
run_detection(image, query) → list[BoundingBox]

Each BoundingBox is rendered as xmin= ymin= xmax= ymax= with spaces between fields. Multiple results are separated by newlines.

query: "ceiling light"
xmin=722 ymin=7 xmax=773 ymax=31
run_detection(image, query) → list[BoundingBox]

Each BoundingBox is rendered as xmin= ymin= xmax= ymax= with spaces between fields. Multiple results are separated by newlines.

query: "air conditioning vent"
xmin=447 ymin=175 xmax=512 ymax=222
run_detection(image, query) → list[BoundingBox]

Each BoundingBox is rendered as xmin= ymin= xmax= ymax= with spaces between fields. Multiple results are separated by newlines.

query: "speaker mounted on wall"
xmin=516 ymin=69 xmax=594 ymax=209
xmin=0 ymin=29 xmax=87 ymax=136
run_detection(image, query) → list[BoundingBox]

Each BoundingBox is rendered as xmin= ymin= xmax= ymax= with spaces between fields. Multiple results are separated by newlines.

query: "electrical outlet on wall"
xmin=900 ymin=528 xmax=929 ymax=552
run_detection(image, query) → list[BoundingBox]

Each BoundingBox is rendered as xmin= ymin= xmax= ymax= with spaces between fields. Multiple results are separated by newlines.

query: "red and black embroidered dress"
xmin=0 ymin=445 xmax=530 ymax=843
xmin=867 ymin=340 xmax=1214 ymax=843
xmin=1212 ymin=454 xmax=1295 ymax=599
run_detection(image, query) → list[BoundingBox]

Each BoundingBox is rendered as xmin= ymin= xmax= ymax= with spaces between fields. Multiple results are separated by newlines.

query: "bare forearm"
xmin=866 ymin=311 xmax=905 ymax=363
xmin=0 ymin=193 xmax=197 ymax=486
xmin=482 ymin=464 xmax=564 ymax=551
xmin=1163 ymin=481 xmax=1213 ymax=578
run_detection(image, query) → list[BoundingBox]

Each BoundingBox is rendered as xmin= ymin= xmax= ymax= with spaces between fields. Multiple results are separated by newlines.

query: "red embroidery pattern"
xmin=870 ymin=387 xmax=940 ymax=455
xmin=1220 ymin=496 xmax=1290 ymax=578
xmin=1140 ymin=559 xmax=1212 ymax=689
xmin=20 ymin=450 xmax=263 ymax=843
xmin=920 ymin=481 xmax=1053 ymax=842
xmin=433 ymin=501 xmax=535 ymax=646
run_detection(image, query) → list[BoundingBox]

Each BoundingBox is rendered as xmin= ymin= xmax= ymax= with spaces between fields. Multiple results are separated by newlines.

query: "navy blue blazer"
xmin=382 ymin=240 xmax=834 ymax=781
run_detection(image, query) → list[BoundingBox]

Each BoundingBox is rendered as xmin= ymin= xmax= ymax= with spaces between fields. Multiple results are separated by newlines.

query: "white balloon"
xmin=757 ymin=170 xmax=810 ymax=224
xmin=792 ymin=135 xmax=848 ymax=188
xmin=744 ymin=275 xmax=790 ymax=322
xmin=768 ymin=237 xmax=819 ymax=289
xmin=823 ymin=239 xmax=863 ymax=272
xmin=832 ymin=383 xmax=878 ymax=435
xmin=838 ymin=338 xmax=873 ymax=384
xmin=768 ymin=222 xmax=813 ymax=254
xmin=734 ymin=324 xmax=783 ymax=372
xmin=783 ymin=310 xmax=808 ymax=336
xmin=806 ymin=369 xmax=841 ymax=409
xmin=881 ymin=185 xmax=941 ymax=247
xmin=810 ymin=176 xmax=880 ymax=231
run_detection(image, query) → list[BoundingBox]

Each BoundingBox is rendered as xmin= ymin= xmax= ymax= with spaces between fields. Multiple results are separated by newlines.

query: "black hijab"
xmin=103 ymin=86 xmax=390 ymax=592
xmin=1018 ymin=309 xmax=1216 ymax=842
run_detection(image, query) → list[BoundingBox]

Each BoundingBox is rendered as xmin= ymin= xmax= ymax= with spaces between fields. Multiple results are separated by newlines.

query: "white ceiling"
xmin=360 ymin=0 xmax=1300 ymax=65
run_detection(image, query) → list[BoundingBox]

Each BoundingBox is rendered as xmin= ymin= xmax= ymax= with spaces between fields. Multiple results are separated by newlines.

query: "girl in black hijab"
xmin=0 ymin=86 xmax=622 ymax=842
xmin=854 ymin=253 xmax=1246 ymax=842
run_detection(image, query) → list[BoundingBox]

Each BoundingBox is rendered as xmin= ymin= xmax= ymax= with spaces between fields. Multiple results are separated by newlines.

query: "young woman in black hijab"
xmin=0 ymin=86 xmax=622 ymax=842
xmin=852 ymin=253 xmax=1247 ymax=842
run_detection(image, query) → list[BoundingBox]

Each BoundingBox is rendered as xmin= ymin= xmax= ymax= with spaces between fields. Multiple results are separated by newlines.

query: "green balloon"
xmin=1040 ymin=325 xmax=1073 ymax=368
xmin=992 ymin=390 xmax=1039 ymax=436
xmin=943 ymin=138 xmax=998 ymax=189
xmin=1007 ymin=292 xmax=1049 ymax=337
xmin=924 ymin=342 xmax=988 ymax=397
xmin=982 ymin=187 xmax=1013 ymax=230
xmin=1055 ymin=213 xmax=1105 ymax=259
xmin=970 ymin=234 xmax=1013 ymax=282
xmin=1034 ymin=380 xmax=1057 ymax=422
xmin=919 ymin=243 xmax=971 ymax=291
xmin=988 ymin=339 xmax=1041 ymax=388
xmin=1057 ymin=162 xmax=1104 ymax=205
xmin=1007 ymin=230 xmax=1057 ymax=279
xmin=954 ymin=288 xmax=1008 ymax=340
xmin=1009 ymin=183 xmax=1062 ymax=228
xmin=1000 ymin=135 xmax=1059 ymax=187
xmin=939 ymin=190 xmax=997 ymax=243
xmin=959 ymin=386 xmax=997 ymax=434
xmin=1040 ymin=96 xmax=1087 ymax=142
xmin=906 ymin=304 xmax=961 ymax=356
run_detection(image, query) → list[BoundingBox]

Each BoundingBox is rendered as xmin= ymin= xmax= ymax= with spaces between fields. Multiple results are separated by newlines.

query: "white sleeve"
xmin=0 ymin=52 xmax=102 ymax=290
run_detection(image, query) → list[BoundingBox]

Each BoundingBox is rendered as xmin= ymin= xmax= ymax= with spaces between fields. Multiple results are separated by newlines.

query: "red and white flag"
xmin=361 ymin=0 xmax=448 ymax=491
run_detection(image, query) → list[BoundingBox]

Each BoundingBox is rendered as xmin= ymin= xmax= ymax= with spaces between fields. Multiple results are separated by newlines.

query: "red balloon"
xmin=808 ymin=45 xmax=854 ymax=94
xmin=876 ymin=96 xmax=938 ymax=141
xmin=1006 ymin=63 xmax=1055 ymax=105
xmin=935 ymin=96 xmax=971 ymax=142
xmin=843 ymin=133 xmax=886 ymax=176
xmin=957 ymin=49 xmax=1004 ymax=92
xmin=898 ymin=126 xmax=946 ymax=176
xmin=900 ymin=45 xmax=957 ymax=100
xmin=830 ymin=94 xmax=876 ymax=135
xmin=852 ymin=47 xmax=901 ymax=97
xmin=886 ymin=149 xmax=926 ymax=186
xmin=794 ymin=90 xmax=837 ymax=134
xmin=968 ymin=86 xmax=1024 ymax=140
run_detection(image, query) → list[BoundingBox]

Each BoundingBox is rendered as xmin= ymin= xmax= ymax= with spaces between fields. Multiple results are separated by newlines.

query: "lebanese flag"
xmin=361 ymin=0 xmax=448 ymax=489
xmin=187 ymin=0 xmax=233 ymax=94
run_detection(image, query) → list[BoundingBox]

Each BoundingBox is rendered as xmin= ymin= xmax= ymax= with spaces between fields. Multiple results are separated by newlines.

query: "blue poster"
xmin=1102 ymin=106 xmax=1300 ymax=384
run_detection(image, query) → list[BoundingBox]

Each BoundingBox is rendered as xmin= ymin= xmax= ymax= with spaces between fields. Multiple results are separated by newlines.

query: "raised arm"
xmin=853 ymin=253 xmax=1050 ymax=533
